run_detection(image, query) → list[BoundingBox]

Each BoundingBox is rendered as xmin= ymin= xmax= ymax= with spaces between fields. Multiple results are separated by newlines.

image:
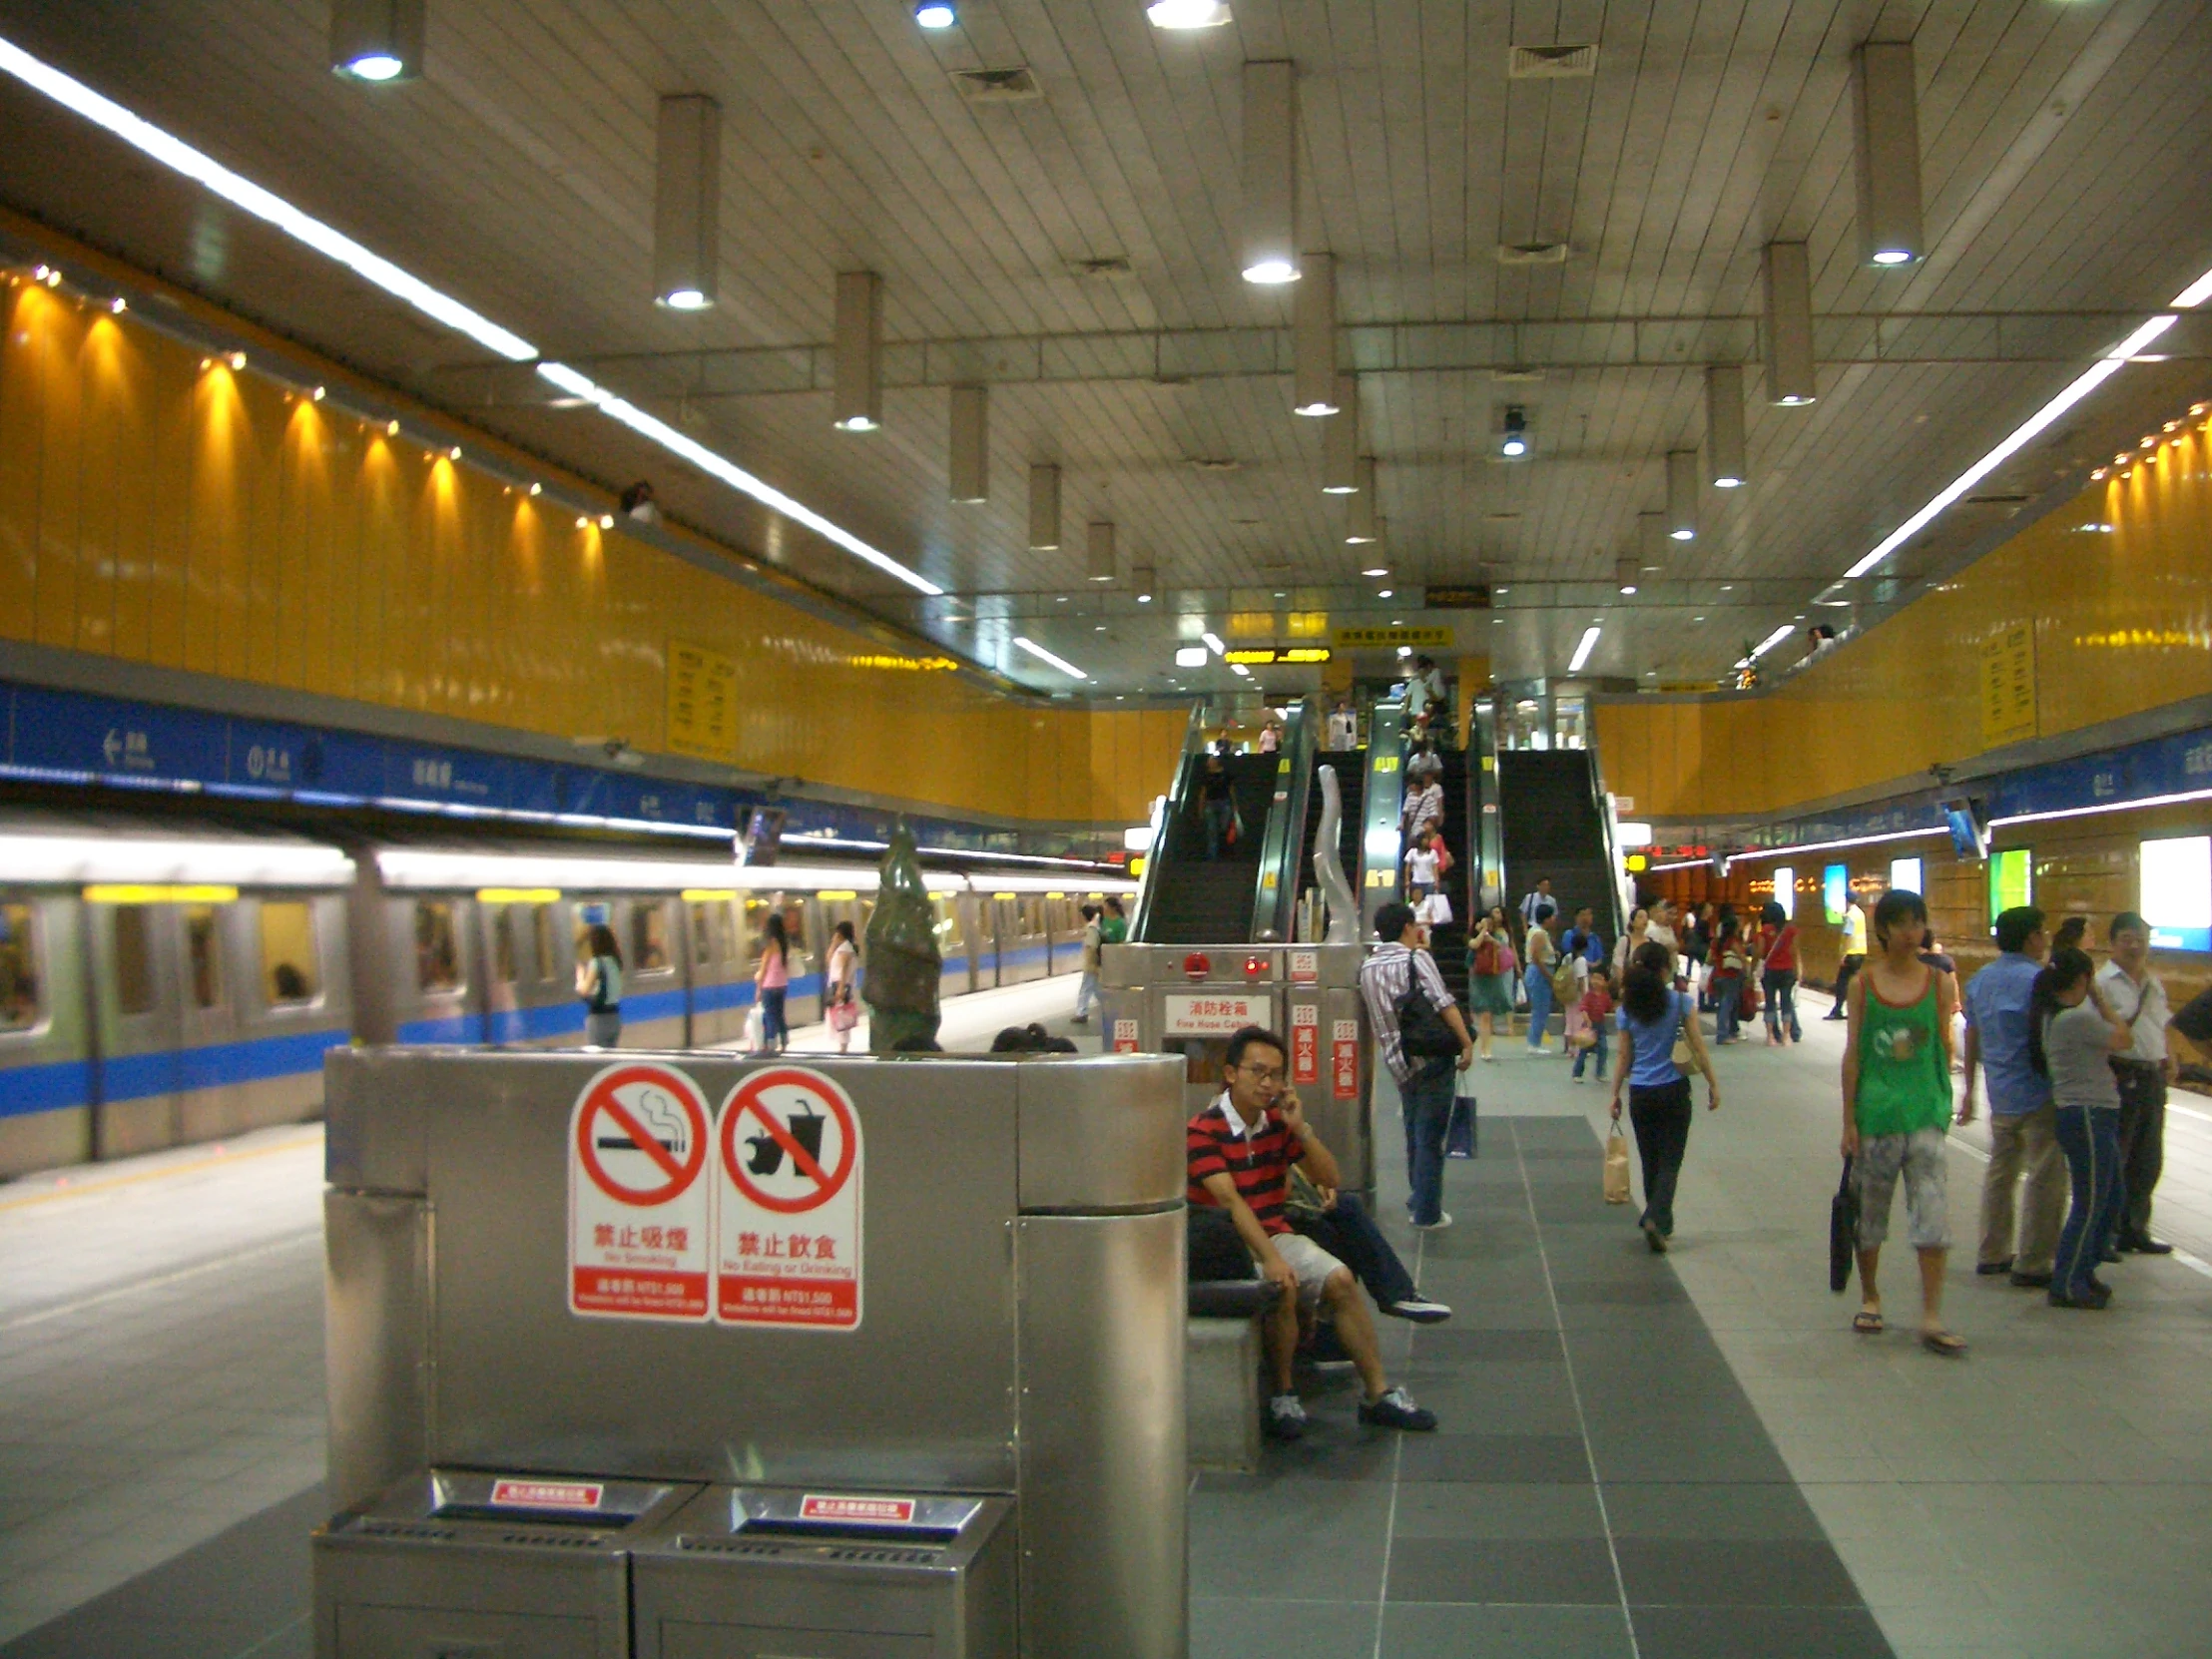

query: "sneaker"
xmin=1359 ymin=1386 xmax=1437 ymax=1432
xmin=1570 ymin=1072 xmax=1584 ymax=1085
xmin=2047 ymin=1285 xmax=2112 ymax=1311
xmin=1641 ymin=1217 xmax=1669 ymax=1254
xmin=1265 ymin=1392 xmax=1309 ymax=1440
xmin=1382 ymin=1295 xmax=1452 ymax=1323
xmin=2121 ymin=1237 xmax=2175 ymax=1256
xmin=2009 ymin=1269 xmax=2054 ymax=1289
xmin=1410 ymin=1212 xmax=1453 ymax=1232
xmin=1975 ymin=1258 xmax=2015 ymax=1277
xmin=1070 ymin=1014 xmax=1090 ymax=1024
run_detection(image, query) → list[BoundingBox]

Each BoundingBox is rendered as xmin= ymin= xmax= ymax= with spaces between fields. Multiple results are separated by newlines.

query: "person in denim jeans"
xmin=1523 ymin=905 xmax=1558 ymax=1052
xmin=1358 ymin=902 xmax=1476 ymax=1230
xmin=1759 ymin=900 xmax=1803 ymax=1044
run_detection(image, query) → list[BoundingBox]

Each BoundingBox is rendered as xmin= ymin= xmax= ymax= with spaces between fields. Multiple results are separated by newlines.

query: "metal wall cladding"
xmin=0 ymin=281 xmax=1185 ymax=829
xmin=322 ymin=1191 xmax=432 ymax=1508
xmin=1595 ymin=420 xmax=2212 ymax=823
xmin=1014 ymin=1054 xmax=1184 ymax=1211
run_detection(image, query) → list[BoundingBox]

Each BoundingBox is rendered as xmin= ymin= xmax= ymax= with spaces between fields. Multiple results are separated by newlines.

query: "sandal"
xmin=1851 ymin=1311 xmax=1885 ymax=1335
xmin=1920 ymin=1329 xmax=1967 ymax=1358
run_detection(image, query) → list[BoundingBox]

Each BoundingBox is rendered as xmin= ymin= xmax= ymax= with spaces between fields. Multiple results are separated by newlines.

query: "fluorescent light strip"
xmin=0 ymin=36 xmax=535 ymax=363
xmin=536 ymin=365 xmax=941 ymax=596
xmin=1749 ymin=624 xmax=1796 ymax=661
xmin=1989 ymin=785 xmax=2212 ymax=830
xmin=1726 ymin=826 xmax=1947 ymax=863
xmin=1202 ymin=632 xmax=1227 ymax=656
xmin=0 ymin=34 xmax=943 ymax=602
xmin=1841 ymin=304 xmax=2195 ymax=582
xmin=1011 ymin=636 xmax=1087 ymax=679
xmin=1568 ymin=624 xmax=1601 ymax=674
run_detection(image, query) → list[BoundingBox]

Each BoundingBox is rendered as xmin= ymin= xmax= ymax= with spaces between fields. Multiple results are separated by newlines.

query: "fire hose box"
xmin=630 ymin=1486 xmax=1016 ymax=1658
xmin=312 ymin=1469 xmax=696 ymax=1658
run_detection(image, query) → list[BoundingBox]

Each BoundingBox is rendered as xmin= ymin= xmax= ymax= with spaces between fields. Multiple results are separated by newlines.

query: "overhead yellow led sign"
xmin=1223 ymin=647 xmax=1333 ymax=665
xmin=477 ymin=887 xmax=561 ymax=904
xmin=83 ymin=884 xmax=240 ymax=904
xmin=1335 ymin=626 xmax=1453 ymax=650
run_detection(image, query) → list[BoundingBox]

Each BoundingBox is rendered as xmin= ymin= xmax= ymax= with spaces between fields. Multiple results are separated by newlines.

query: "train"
xmin=0 ymin=809 xmax=1135 ymax=1180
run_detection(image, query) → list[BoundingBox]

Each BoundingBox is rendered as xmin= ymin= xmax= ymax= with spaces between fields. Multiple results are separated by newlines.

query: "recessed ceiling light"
xmin=1377 ymin=589 xmax=1393 ymax=598
xmin=1361 ymin=566 xmax=1388 ymax=578
xmin=914 ymin=1 xmax=957 ymax=27
xmin=1148 ymin=0 xmax=1232 ymax=26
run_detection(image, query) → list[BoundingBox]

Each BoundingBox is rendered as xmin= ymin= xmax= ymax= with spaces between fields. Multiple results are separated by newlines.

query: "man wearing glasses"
xmin=1188 ymin=1025 xmax=1438 ymax=1441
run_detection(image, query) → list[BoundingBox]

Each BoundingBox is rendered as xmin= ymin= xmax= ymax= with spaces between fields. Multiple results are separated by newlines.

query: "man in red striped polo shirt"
xmin=1188 ymin=1025 xmax=1437 ymax=1441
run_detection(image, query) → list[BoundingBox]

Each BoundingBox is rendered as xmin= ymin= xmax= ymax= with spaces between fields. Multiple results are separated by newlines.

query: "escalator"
xmin=1495 ymin=748 xmax=1623 ymax=944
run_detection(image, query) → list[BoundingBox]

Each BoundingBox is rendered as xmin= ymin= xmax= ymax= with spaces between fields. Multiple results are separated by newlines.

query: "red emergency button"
xmin=1183 ymin=951 xmax=1211 ymax=981
xmin=1244 ymin=954 xmax=1268 ymax=979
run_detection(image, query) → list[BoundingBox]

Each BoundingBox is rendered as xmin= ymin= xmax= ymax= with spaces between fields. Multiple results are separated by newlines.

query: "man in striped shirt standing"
xmin=1359 ymin=901 xmax=1477 ymax=1230
xmin=1188 ymin=1025 xmax=1437 ymax=1441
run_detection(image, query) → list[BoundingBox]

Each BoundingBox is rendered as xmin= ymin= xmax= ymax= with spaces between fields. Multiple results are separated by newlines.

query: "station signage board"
xmin=1290 ymin=1002 xmax=1321 ymax=1086
xmin=1163 ymin=992 xmax=1268 ymax=1037
xmin=716 ymin=1066 xmax=864 ymax=1332
xmin=567 ymin=1063 xmax=715 ymax=1323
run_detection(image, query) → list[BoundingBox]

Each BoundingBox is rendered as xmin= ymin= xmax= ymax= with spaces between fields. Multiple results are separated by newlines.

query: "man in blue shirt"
xmin=1958 ymin=906 xmax=2061 ymax=1287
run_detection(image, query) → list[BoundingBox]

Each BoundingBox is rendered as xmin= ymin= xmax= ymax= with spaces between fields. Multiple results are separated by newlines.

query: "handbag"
xmin=829 ymin=986 xmax=860 ymax=1033
xmin=1829 ymin=1157 xmax=1860 ymax=1292
xmin=1472 ymin=936 xmax=1499 ymax=977
xmin=1445 ymin=1070 xmax=1477 ymax=1158
xmin=1669 ymin=994 xmax=1694 ymax=1069
xmin=1603 ymin=1130 xmax=1632 ymax=1204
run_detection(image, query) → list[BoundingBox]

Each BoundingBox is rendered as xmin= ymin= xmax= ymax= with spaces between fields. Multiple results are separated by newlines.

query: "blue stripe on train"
xmin=0 ymin=1026 xmax=348 ymax=1118
xmin=403 ymin=973 xmax=831 ymax=1047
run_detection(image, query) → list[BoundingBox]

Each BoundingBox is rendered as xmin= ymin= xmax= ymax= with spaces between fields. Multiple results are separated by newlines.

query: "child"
xmin=1571 ymin=974 xmax=1614 ymax=1083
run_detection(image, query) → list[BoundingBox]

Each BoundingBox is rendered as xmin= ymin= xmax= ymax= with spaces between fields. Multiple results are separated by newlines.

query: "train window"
xmin=260 ymin=901 xmax=319 ymax=1005
xmin=690 ymin=902 xmax=716 ymax=967
xmin=932 ymin=896 xmax=962 ymax=958
xmin=185 ymin=905 xmax=226 ymax=1010
xmin=492 ymin=907 xmax=518 ymax=984
xmin=414 ymin=901 xmax=463 ymax=994
xmin=112 ymin=905 xmax=156 ymax=1016
xmin=0 ymin=903 xmax=40 ymax=1031
xmin=631 ymin=904 xmax=671 ymax=973
xmin=531 ymin=906 xmax=555 ymax=983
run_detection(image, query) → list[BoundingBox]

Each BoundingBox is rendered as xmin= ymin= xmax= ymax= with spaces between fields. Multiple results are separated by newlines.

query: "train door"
xmin=175 ymin=898 xmax=249 ymax=1141
xmin=782 ymin=897 xmax=820 ymax=1028
xmin=622 ymin=898 xmax=682 ymax=1047
xmin=85 ymin=898 xmax=184 ymax=1155
xmin=0 ymin=894 xmax=92 ymax=1176
xmin=482 ymin=899 xmax=522 ymax=1044
xmin=406 ymin=897 xmax=471 ymax=1042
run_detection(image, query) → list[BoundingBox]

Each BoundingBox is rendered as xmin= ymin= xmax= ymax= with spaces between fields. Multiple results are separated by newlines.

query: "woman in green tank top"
xmin=1841 ymin=889 xmax=1964 ymax=1357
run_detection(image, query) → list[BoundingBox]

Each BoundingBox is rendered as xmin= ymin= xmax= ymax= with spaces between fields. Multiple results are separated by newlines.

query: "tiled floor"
xmin=8 ymin=975 xmax=2212 ymax=1657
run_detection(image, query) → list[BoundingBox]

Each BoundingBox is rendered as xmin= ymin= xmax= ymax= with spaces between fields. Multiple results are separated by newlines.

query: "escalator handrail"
xmin=1248 ymin=696 xmax=1320 ymax=942
xmin=1128 ymin=699 xmax=1211 ymax=941
xmin=1469 ymin=692 xmax=1505 ymax=916
xmin=1585 ymin=748 xmax=1628 ymax=940
xmin=1357 ymin=699 xmax=1407 ymax=936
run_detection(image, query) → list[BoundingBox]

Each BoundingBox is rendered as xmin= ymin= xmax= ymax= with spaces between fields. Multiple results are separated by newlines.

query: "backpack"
xmin=1395 ymin=970 xmax=1461 ymax=1059
xmin=1550 ymin=956 xmax=1579 ymax=1007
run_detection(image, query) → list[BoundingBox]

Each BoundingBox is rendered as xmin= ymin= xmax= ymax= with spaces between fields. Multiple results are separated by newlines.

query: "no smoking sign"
xmin=716 ymin=1067 xmax=864 ymax=1331
xmin=568 ymin=1063 xmax=713 ymax=1322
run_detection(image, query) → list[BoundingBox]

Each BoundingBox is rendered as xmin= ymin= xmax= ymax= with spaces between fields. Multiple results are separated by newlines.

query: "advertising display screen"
xmin=1823 ymin=865 xmax=1849 ymax=925
xmin=1771 ymin=866 xmax=1795 ymax=920
xmin=2140 ymin=836 xmax=2212 ymax=951
xmin=1988 ymin=848 xmax=2031 ymax=919
xmin=1889 ymin=856 xmax=1924 ymax=895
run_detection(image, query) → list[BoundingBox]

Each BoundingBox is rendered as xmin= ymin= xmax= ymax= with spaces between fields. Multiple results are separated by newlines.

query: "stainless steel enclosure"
xmin=1097 ymin=942 xmax=1376 ymax=1200
xmin=320 ymin=1047 xmax=1188 ymax=1659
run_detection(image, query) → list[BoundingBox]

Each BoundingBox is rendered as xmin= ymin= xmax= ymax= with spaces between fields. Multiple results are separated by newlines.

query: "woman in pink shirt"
xmin=755 ymin=911 xmax=792 ymax=1053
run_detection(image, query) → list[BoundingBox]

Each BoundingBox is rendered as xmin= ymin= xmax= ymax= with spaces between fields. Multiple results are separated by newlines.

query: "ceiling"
xmin=1 ymin=0 xmax=2209 ymax=702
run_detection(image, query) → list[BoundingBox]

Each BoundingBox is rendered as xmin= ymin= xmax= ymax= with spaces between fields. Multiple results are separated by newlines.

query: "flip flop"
xmin=1851 ymin=1311 xmax=1885 ymax=1335
xmin=1920 ymin=1330 xmax=1967 ymax=1358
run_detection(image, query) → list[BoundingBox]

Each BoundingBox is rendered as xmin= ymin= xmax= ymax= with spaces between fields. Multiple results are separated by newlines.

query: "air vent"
xmin=1071 ymin=256 xmax=1134 ymax=279
xmin=1188 ymin=457 xmax=1242 ymax=473
xmin=1496 ymin=242 xmax=1569 ymax=266
xmin=952 ymin=67 xmax=1042 ymax=103
xmin=1490 ymin=366 xmax=1545 ymax=382
xmin=1962 ymin=493 xmax=2030 ymax=506
xmin=1509 ymin=44 xmax=1599 ymax=79
xmin=359 ymin=1520 xmax=457 ymax=1542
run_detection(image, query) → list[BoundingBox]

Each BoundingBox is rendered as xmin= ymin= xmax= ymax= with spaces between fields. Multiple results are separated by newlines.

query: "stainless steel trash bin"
xmin=631 ymin=1486 xmax=1016 ymax=1658
xmin=312 ymin=1468 xmax=697 ymax=1658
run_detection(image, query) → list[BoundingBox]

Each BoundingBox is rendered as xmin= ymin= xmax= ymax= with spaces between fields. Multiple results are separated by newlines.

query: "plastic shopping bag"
xmin=744 ymin=1002 xmax=766 ymax=1052
xmin=1603 ymin=1130 xmax=1632 ymax=1204
xmin=1445 ymin=1070 xmax=1477 ymax=1159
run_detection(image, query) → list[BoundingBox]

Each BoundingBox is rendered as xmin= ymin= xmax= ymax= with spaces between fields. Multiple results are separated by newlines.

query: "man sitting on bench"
xmin=1187 ymin=1024 xmax=1438 ymax=1441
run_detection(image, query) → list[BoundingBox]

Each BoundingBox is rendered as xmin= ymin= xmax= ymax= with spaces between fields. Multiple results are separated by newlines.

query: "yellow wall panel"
xmin=32 ymin=290 xmax=83 ymax=652
xmin=0 ymin=285 xmax=40 ymax=638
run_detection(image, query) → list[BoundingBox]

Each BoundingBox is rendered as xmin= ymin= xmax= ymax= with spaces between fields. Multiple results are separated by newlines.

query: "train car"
xmin=0 ymin=817 xmax=357 ymax=1179
xmin=0 ymin=815 xmax=1133 ymax=1180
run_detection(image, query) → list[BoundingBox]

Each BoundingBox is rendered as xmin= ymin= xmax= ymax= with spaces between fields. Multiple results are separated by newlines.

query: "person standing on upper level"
xmin=2095 ymin=911 xmax=2175 ymax=1257
xmin=1960 ymin=905 xmax=2060 ymax=1287
xmin=1842 ymin=889 xmax=1965 ymax=1357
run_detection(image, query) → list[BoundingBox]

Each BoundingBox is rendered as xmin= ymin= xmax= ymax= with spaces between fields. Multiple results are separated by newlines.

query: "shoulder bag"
xmin=1395 ymin=963 xmax=1462 ymax=1059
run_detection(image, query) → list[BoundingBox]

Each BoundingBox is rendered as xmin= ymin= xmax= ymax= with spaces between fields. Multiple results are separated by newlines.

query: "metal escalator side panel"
xmin=1470 ymin=694 xmax=1506 ymax=915
xmin=1585 ymin=748 xmax=1629 ymax=939
xmin=1358 ymin=700 xmax=1407 ymax=936
xmin=1128 ymin=701 xmax=1209 ymax=942
xmin=1247 ymin=697 xmax=1320 ymax=942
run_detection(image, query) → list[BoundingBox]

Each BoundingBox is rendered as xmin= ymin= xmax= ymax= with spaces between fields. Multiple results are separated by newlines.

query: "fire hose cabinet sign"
xmin=568 ymin=1063 xmax=714 ymax=1322
xmin=716 ymin=1066 xmax=864 ymax=1332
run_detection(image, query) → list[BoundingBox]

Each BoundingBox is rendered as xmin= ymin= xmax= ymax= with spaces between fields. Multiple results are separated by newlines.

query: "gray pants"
xmin=1977 ymin=1106 xmax=2063 ymax=1276
xmin=585 ymin=1009 xmax=622 ymax=1047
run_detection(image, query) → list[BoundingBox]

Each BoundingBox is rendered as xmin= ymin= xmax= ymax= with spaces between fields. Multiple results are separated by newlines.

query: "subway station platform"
xmin=7 ymin=981 xmax=2212 ymax=1659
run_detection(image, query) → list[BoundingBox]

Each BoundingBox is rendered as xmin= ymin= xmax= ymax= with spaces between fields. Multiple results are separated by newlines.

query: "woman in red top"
xmin=1759 ymin=899 xmax=1802 ymax=1044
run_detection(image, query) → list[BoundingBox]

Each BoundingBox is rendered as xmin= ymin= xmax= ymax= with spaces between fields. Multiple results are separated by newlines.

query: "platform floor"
xmin=5 ymin=977 xmax=2212 ymax=1657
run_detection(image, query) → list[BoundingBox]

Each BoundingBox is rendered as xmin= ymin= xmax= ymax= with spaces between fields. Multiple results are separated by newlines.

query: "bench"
xmin=1186 ymin=1280 xmax=1281 ymax=1473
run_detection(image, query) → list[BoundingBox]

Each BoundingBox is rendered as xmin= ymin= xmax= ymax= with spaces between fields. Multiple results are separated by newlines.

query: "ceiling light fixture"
xmin=1840 ymin=303 xmax=2199 ymax=581
xmin=831 ymin=271 xmax=883 ymax=432
xmin=1360 ymin=565 xmax=1388 ymax=578
xmin=1377 ymin=588 xmax=1392 ymax=599
xmin=1087 ymin=521 xmax=1117 ymax=584
xmin=1133 ymin=563 xmax=1157 ymax=603
xmin=1705 ymin=364 xmax=1746 ymax=487
xmin=1853 ymin=41 xmax=1924 ymax=268
xmin=653 ymin=94 xmax=720 ymax=311
xmin=948 ymin=384 xmax=988 ymax=503
xmin=1616 ymin=556 xmax=1639 ymax=595
xmin=329 ymin=0 xmax=422 ymax=82
xmin=1500 ymin=405 xmax=1528 ymax=458
xmin=1232 ymin=662 xmax=1252 ymax=677
xmin=1027 ymin=462 xmax=1061 ymax=550
xmin=1012 ymin=636 xmax=1085 ymax=678
xmin=1202 ymin=632 xmax=1227 ymax=655
xmin=1666 ymin=449 xmax=1698 ymax=540
xmin=1322 ymin=373 xmax=1360 ymax=492
xmin=1762 ymin=242 xmax=1817 ymax=405
xmin=1291 ymin=252 xmax=1339 ymax=415
xmin=1239 ymin=61 xmax=1301 ymax=284
xmin=1148 ymin=0 xmax=1233 ymax=26
xmin=914 ymin=1 xmax=958 ymax=28
xmin=1175 ymin=646 xmax=1208 ymax=668
xmin=1569 ymin=625 xmax=1601 ymax=674
xmin=1346 ymin=456 xmax=1379 ymax=542
xmin=1748 ymin=624 xmax=1795 ymax=661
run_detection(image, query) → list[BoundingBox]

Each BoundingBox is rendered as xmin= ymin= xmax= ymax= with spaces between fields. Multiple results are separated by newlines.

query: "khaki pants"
xmin=1978 ymin=1105 xmax=2063 ymax=1276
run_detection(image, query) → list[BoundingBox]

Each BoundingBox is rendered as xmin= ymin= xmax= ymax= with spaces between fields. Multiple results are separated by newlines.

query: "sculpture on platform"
xmin=864 ymin=821 xmax=942 ymax=1053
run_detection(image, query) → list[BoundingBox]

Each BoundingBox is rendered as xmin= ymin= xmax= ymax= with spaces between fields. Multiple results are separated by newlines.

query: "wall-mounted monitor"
xmin=1823 ymin=864 xmax=1850 ymax=925
xmin=1940 ymin=796 xmax=1989 ymax=861
xmin=1771 ymin=865 xmax=1796 ymax=920
xmin=2141 ymin=835 xmax=2212 ymax=951
xmin=738 ymin=807 xmax=788 ymax=866
xmin=1889 ymin=856 xmax=1924 ymax=895
xmin=1987 ymin=847 xmax=2031 ymax=919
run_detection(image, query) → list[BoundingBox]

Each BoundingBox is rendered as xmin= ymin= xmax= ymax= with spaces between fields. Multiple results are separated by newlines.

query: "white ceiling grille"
xmin=1496 ymin=242 xmax=1569 ymax=265
xmin=951 ymin=68 xmax=1042 ymax=104
xmin=1509 ymin=44 xmax=1599 ymax=79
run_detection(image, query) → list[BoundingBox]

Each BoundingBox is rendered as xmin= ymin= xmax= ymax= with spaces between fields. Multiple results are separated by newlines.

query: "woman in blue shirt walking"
xmin=1610 ymin=941 xmax=1720 ymax=1252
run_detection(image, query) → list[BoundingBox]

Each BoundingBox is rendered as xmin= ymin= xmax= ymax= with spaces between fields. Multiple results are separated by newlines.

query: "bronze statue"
xmin=864 ymin=820 xmax=942 ymax=1053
